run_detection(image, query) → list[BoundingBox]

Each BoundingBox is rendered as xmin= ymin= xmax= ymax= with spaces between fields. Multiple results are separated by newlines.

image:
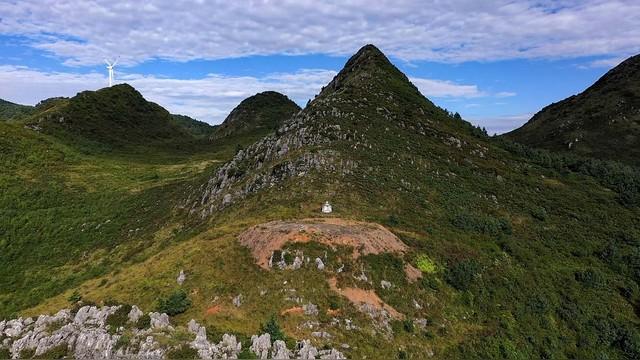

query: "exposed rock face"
xmin=249 ymin=333 xmax=345 ymax=360
xmin=149 ymin=312 xmax=171 ymax=329
xmin=1 ymin=306 xmax=345 ymax=360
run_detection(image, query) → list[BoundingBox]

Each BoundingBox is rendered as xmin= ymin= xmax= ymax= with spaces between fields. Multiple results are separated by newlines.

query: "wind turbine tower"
xmin=104 ymin=59 xmax=118 ymax=87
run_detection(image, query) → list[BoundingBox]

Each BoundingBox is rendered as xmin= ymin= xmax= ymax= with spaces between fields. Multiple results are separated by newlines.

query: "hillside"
xmin=211 ymin=91 xmax=300 ymax=139
xmin=0 ymin=98 xmax=34 ymax=121
xmin=24 ymin=84 xmax=200 ymax=153
xmin=170 ymin=114 xmax=216 ymax=139
xmin=2 ymin=45 xmax=640 ymax=360
xmin=505 ymin=54 xmax=640 ymax=166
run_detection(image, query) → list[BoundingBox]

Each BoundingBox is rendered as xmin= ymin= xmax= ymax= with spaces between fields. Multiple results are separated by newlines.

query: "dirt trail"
xmin=238 ymin=217 xmax=408 ymax=269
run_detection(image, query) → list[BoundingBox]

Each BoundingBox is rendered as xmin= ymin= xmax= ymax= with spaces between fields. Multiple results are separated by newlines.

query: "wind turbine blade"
xmin=104 ymin=59 xmax=112 ymax=66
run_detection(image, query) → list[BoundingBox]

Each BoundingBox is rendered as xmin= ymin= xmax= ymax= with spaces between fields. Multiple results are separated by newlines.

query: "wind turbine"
xmin=104 ymin=58 xmax=118 ymax=87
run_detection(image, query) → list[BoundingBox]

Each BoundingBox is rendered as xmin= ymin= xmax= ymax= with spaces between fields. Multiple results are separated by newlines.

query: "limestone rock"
xmin=232 ymin=294 xmax=243 ymax=307
xmin=149 ymin=312 xmax=170 ymax=329
xmin=177 ymin=270 xmax=186 ymax=285
xmin=250 ymin=333 xmax=271 ymax=359
xmin=315 ymin=258 xmax=325 ymax=271
xmin=303 ymin=303 xmax=319 ymax=316
xmin=380 ymin=280 xmax=392 ymax=289
xmin=128 ymin=306 xmax=144 ymax=323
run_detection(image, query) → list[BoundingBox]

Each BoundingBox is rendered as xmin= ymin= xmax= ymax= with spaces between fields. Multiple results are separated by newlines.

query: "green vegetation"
xmin=0 ymin=98 xmax=34 ymax=121
xmin=170 ymin=114 xmax=215 ymax=139
xmin=505 ymin=53 xmax=640 ymax=166
xmin=415 ymin=254 xmax=437 ymax=274
xmin=166 ymin=345 xmax=199 ymax=360
xmin=156 ymin=290 xmax=191 ymax=316
xmin=105 ymin=304 xmax=132 ymax=333
xmin=259 ymin=315 xmax=286 ymax=342
xmin=212 ymin=91 xmax=300 ymax=139
xmin=2 ymin=45 xmax=640 ymax=359
xmin=34 ymin=344 xmax=68 ymax=359
xmin=136 ymin=314 xmax=151 ymax=330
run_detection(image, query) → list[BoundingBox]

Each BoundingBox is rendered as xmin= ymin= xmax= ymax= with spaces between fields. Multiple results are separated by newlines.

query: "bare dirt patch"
xmin=238 ymin=218 xmax=408 ymax=269
xmin=281 ymin=306 xmax=304 ymax=316
xmin=404 ymin=264 xmax=423 ymax=283
xmin=205 ymin=304 xmax=222 ymax=316
xmin=328 ymin=277 xmax=404 ymax=320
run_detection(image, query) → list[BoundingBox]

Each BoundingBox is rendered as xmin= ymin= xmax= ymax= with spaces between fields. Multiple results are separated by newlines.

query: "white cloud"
xmin=0 ymin=65 xmax=497 ymax=124
xmin=495 ymin=91 xmax=517 ymax=98
xmin=0 ymin=0 xmax=638 ymax=66
xmin=581 ymin=56 xmax=627 ymax=69
xmin=411 ymin=78 xmax=483 ymax=98
xmin=466 ymin=113 xmax=533 ymax=135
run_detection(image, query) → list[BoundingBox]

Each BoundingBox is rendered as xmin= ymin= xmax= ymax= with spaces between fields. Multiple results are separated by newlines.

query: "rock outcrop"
xmin=0 ymin=306 xmax=346 ymax=360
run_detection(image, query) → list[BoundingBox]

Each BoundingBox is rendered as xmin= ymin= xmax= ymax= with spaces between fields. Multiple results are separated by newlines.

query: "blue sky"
xmin=1 ymin=1 xmax=639 ymax=134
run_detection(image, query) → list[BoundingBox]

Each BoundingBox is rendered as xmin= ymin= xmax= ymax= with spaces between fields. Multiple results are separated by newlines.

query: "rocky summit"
xmin=2 ymin=44 xmax=640 ymax=360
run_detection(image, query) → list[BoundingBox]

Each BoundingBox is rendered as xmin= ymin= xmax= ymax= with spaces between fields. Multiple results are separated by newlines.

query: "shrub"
xmin=452 ymin=213 xmax=512 ymax=236
xmin=260 ymin=315 xmax=285 ymax=342
xmin=416 ymin=255 xmax=437 ymax=273
xmin=136 ymin=314 xmax=151 ymax=330
xmin=34 ymin=344 xmax=68 ymax=359
xmin=106 ymin=304 xmax=132 ymax=334
xmin=328 ymin=295 xmax=341 ymax=310
xmin=575 ymin=268 xmax=605 ymax=289
xmin=156 ymin=290 xmax=191 ymax=316
xmin=403 ymin=319 xmax=414 ymax=333
xmin=167 ymin=345 xmax=199 ymax=360
xmin=445 ymin=259 xmax=481 ymax=291
xmin=531 ymin=207 xmax=548 ymax=221
xmin=67 ymin=290 xmax=82 ymax=304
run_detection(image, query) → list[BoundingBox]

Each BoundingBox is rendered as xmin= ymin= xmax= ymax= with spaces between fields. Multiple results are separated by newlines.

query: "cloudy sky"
xmin=1 ymin=0 xmax=639 ymax=134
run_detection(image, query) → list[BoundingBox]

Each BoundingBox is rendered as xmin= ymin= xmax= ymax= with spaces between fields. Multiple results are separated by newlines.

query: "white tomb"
xmin=321 ymin=201 xmax=333 ymax=214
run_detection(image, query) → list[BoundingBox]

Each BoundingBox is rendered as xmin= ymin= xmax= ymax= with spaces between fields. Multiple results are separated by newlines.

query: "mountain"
xmin=505 ymin=54 xmax=640 ymax=166
xmin=211 ymin=91 xmax=300 ymax=139
xmin=2 ymin=45 xmax=640 ymax=360
xmin=24 ymin=84 xmax=198 ymax=152
xmin=0 ymin=98 xmax=35 ymax=121
xmin=170 ymin=114 xmax=215 ymax=139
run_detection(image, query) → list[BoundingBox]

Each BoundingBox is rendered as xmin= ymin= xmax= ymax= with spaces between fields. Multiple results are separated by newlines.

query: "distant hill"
xmin=0 ymin=98 xmax=35 ymax=121
xmin=25 ymin=84 xmax=198 ymax=152
xmin=170 ymin=114 xmax=215 ymax=139
xmin=211 ymin=91 xmax=300 ymax=139
xmin=505 ymin=54 xmax=640 ymax=166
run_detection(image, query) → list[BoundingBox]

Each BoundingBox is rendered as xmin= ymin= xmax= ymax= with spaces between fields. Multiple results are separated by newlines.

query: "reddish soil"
xmin=404 ymin=263 xmax=423 ymax=283
xmin=205 ymin=304 xmax=222 ymax=316
xmin=281 ymin=306 xmax=304 ymax=316
xmin=238 ymin=218 xmax=408 ymax=269
xmin=328 ymin=277 xmax=404 ymax=320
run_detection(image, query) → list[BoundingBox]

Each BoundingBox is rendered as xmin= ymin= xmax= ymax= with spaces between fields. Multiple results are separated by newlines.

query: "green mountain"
xmin=211 ymin=91 xmax=300 ymax=139
xmin=2 ymin=45 xmax=640 ymax=360
xmin=505 ymin=54 xmax=640 ymax=166
xmin=0 ymin=98 xmax=35 ymax=121
xmin=25 ymin=84 xmax=199 ymax=152
xmin=170 ymin=114 xmax=215 ymax=139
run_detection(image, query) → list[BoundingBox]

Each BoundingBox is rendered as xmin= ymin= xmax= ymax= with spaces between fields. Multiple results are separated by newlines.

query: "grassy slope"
xmin=0 ymin=99 xmax=35 ymax=121
xmin=505 ymin=53 xmax=640 ymax=166
xmin=4 ymin=48 xmax=640 ymax=359
xmin=211 ymin=91 xmax=300 ymax=139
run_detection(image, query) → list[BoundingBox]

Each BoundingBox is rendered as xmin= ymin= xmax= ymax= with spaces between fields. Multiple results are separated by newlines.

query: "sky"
xmin=1 ymin=1 xmax=639 ymax=134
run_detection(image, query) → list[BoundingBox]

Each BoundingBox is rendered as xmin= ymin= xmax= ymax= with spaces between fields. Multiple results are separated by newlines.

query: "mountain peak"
xmin=212 ymin=91 xmax=300 ymax=139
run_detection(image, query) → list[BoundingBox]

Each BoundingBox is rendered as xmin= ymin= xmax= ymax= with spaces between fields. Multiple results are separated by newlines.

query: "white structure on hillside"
xmin=321 ymin=201 xmax=332 ymax=214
